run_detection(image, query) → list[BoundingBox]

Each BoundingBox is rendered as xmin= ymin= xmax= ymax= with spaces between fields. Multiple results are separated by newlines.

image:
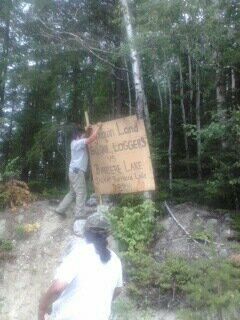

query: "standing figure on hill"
xmin=38 ymin=213 xmax=123 ymax=320
xmin=55 ymin=124 xmax=102 ymax=219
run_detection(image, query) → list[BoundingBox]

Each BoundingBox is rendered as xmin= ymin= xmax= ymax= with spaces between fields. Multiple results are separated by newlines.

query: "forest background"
xmin=1 ymin=1 xmax=240 ymax=319
xmin=0 ymin=0 xmax=240 ymax=209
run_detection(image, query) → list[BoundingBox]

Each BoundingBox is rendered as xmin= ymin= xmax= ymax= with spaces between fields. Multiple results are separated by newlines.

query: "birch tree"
xmin=119 ymin=0 xmax=151 ymax=134
xmin=154 ymin=61 xmax=164 ymax=113
xmin=167 ymin=70 xmax=173 ymax=192
xmin=195 ymin=65 xmax=202 ymax=181
xmin=0 ymin=0 xmax=12 ymax=117
xmin=179 ymin=58 xmax=190 ymax=177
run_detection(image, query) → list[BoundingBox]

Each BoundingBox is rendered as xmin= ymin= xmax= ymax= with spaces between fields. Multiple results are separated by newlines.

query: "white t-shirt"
xmin=69 ymin=139 xmax=88 ymax=173
xmin=51 ymin=240 xmax=123 ymax=320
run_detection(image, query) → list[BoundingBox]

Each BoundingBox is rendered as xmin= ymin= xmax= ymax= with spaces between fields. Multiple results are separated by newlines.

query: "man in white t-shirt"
xmin=56 ymin=124 xmax=101 ymax=219
xmin=38 ymin=213 xmax=123 ymax=320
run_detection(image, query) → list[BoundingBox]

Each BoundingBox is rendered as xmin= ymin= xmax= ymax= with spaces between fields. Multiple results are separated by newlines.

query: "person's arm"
xmin=112 ymin=287 xmax=122 ymax=301
xmin=85 ymin=123 xmax=102 ymax=145
xmin=112 ymin=258 xmax=123 ymax=302
xmin=38 ymin=280 xmax=67 ymax=320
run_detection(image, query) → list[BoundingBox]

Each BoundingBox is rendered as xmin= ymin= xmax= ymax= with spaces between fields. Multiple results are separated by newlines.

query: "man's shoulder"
xmin=110 ymin=250 xmax=122 ymax=266
xmin=63 ymin=239 xmax=88 ymax=259
xmin=71 ymin=139 xmax=87 ymax=148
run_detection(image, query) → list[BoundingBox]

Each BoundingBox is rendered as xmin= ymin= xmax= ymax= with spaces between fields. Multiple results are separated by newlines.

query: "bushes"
xmin=171 ymin=179 xmax=206 ymax=204
xmin=0 ymin=180 xmax=33 ymax=210
xmin=0 ymin=189 xmax=9 ymax=209
xmin=109 ymin=200 xmax=159 ymax=303
xmin=125 ymin=254 xmax=240 ymax=318
xmin=110 ymin=198 xmax=240 ymax=318
xmin=159 ymin=256 xmax=192 ymax=300
xmin=2 ymin=157 xmax=21 ymax=181
xmin=181 ymin=259 xmax=240 ymax=320
xmin=0 ymin=239 xmax=13 ymax=261
xmin=28 ymin=180 xmax=46 ymax=193
xmin=110 ymin=200 xmax=156 ymax=253
xmin=0 ymin=239 xmax=13 ymax=252
xmin=231 ymin=213 xmax=240 ymax=241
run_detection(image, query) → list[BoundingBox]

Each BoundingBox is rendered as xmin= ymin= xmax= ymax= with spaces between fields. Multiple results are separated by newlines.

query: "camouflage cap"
xmin=84 ymin=212 xmax=111 ymax=234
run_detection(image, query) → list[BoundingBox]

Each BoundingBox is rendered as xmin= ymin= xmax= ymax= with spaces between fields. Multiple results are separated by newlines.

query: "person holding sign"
xmin=38 ymin=213 xmax=123 ymax=320
xmin=55 ymin=124 xmax=102 ymax=219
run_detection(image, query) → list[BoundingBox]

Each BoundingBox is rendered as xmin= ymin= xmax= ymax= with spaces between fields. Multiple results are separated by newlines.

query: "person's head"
xmin=72 ymin=127 xmax=85 ymax=140
xmin=84 ymin=213 xmax=111 ymax=263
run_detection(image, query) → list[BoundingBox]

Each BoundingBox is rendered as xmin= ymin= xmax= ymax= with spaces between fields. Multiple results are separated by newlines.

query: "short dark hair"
xmin=72 ymin=127 xmax=85 ymax=140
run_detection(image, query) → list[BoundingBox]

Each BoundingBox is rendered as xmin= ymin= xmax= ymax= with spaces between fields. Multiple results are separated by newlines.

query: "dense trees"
xmin=0 ymin=0 xmax=239 ymax=208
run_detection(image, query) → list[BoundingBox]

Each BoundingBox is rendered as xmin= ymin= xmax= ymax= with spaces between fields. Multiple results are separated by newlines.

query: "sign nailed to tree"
xmin=88 ymin=115 xmax=155 ymax=194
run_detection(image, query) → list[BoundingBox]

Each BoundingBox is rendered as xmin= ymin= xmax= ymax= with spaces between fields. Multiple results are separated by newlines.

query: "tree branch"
xmin=37 ymin=18 xmax=127 ymax=72
xmin=164 ymin=201 xmax=211 ymax=259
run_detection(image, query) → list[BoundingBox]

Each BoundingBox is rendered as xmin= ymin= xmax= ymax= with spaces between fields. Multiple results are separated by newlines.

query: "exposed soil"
xmin=0 ymin=201 xmax=73 ymax=320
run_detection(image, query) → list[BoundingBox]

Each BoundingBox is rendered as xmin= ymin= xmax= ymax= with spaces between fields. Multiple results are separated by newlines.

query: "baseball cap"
xmin=84 ymin=213 xmax=111 ymax=234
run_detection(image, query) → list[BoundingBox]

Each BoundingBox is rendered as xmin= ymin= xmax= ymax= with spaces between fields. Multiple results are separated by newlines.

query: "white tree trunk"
xmin=0 ymin=1 xmax=11 ymax=117
xmin=179 ymin=59 xmax=190 ymax=177
xmin=153 ymin=62 xmax=163 ymax=113
xmin=167 ymin=74 xmax=173 ymax=191
xmin=196 ymin=65 xmax=202 ymax=181
xmin=120 ymin=0 xmax=151 ymax=133
xmin=216 ymin=68 xmax=225 ymax=114
xmin=231 ymin=68 xmax=236 ymax=103
xmin=187 ymin=43 xmax=193 ymax=122
xmin=187 ymin=49 xmax=193 ymax=103
xmin=120 ymin=0 xmax=152 ymax=199
xmin=124 ymin=57 xmax=132 ymax=115
xmin=216 ymin=66 xmax=226 ymax=148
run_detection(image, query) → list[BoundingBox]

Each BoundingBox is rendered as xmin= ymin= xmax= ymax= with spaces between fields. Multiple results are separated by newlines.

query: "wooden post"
xmin=84 ymin=111 xmax=90 ymax=127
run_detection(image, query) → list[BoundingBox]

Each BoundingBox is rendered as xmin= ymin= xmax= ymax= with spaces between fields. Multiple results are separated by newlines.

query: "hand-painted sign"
xmin=88 ymin=115 xmax=155 ymax=194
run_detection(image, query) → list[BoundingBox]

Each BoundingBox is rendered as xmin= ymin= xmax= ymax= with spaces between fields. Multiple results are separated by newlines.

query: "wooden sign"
xmin=88 ymin=115 xmax=155 ymax=195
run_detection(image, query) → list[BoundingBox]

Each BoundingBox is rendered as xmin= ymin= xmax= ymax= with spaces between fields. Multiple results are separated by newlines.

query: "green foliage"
xmin=159 ymin=256 xmax=192 ymax=297
xmin=123 ymin=252 xmax=163 ymax=306
xmin=181 ymin=259 xmax=240 ymax=320
xmin=0 ymin=0 xmax=239 ymax=212
xmin=42 ymin=186 xmax=67 ymax=199
xmin=170 ymin=179 xmax=206 ymax=204
xmin=184 ymin=124 xmax=198 ymax=139
xmin=2 ymin=157 xmax=21 ymax=181
xmin=28 ymin=180 xmax=66 ymax=196
xmin=201 ymin=110 xmax=240 ymax=208
xmin=15 ymin=225 xmax=26 ymax=239
xmin=109 ymin=200 xmax=156 ymax=253
xmin=192 ymin=230 xmax=212 ymax=243
xmin=230 ymin=213 xmax=240 ymax=241
xmin=117 ymin=194 xmax=144 ymax=208
xmin=125 ymin=252 xmax=161 ymax=288
xmin=28 ymin=180 xmax=46 ymax=193
xmin=127 ymin=255 xmax=240 ymax=316
xmin=111 ymin=296 xmax=156 ymax=320
xmin=15 ymin=223 xmax=40 ymax=239
xmin=0 ymin=188 xmax=9 ymax=209
xmin=109 ymin=200 xmax=161 ymax=303
xmin=0 ymin=239 xmax=13 ymax=252
xmin=121 ymin=236 xmax=240 ymax=315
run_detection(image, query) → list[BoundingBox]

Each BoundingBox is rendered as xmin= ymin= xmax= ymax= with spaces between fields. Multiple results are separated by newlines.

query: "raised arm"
xmin=85 ymin=123 xmax=102 ymax=145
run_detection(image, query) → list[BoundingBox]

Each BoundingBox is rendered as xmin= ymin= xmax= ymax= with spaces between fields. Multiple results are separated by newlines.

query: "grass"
xmin=111 ymin=296 xmax=162 ymax=320
xmin=0 ymin=239 xmax=13 ymax=252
